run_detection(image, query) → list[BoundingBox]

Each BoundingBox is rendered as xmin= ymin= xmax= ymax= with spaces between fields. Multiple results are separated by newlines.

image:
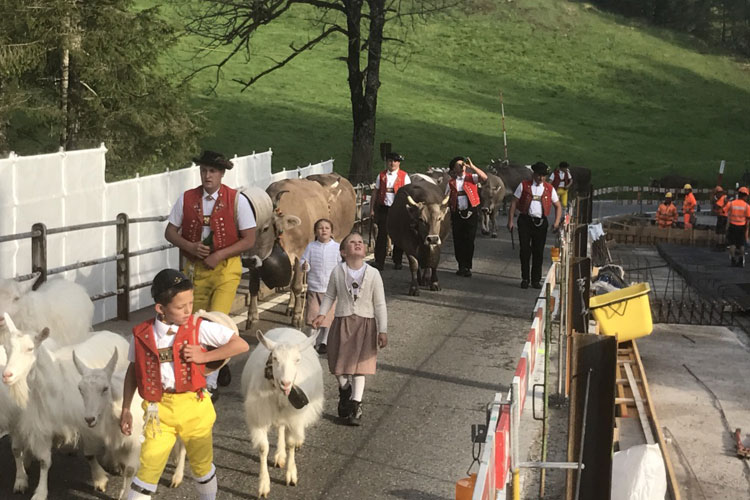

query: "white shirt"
xmin=513 ymin=181 xmax=560 ymax=218
xmin=375 ymin=170 xmax=411 ymax=206
xmin=300 ymin=239 xmax=340 ymax=293
xmin=344 ymin=263 xmax=367 ymax=299
xmin=168 ymin=188 xmax=257 ymax=239
xmin=127 ymin=317 xmax=235 ymax=390
xmin=444 ymin=174 xmax=479 ymax=211
xmin=549 ymin=169 xmax=573 ymax=189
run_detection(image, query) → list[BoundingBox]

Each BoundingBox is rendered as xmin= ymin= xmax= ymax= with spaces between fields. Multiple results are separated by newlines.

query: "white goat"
xmin=1 ymin=313 xmax=129 ymax=500
xmin=0 ymin=272 xmax=94 ymax=345
xmin=73 ymin=350 xmax=188 ymax=500
xmin=0 ymin=344 xmax=31 ymax=494
xmin=241 ymin=328 xmax=324 ymax=498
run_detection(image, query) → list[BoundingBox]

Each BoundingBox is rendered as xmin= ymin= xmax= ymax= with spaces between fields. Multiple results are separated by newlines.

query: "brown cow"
xmin=243 ymin=174 xmax=355 ymax=328
xmin=479 ymin=173 xmax=506 ymax=238
xmin=387 ymin=177 xmax=451 ymax=296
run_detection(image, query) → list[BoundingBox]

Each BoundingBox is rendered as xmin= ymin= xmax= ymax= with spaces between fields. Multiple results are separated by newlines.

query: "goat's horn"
xmin=3 ymin=313 xmax=18 ymax=332
xmin=441 ymin=195 xmax=450 ymax=205
xmin=407 ymin=195 xmax=419 ymax=207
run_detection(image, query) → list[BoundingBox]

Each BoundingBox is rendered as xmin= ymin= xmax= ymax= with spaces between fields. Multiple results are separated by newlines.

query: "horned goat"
xmin=0 ymin=344 xmax=31 ymax=494
xmin=1 ymin=313 xmax=129 ymax=500
xmin=241 ymin=328 xmax=324 ymax=498
xmin=73 ymin=349 xmax=187 ymax=500
xmin=0 ymin=272 xmax=94 ymax=345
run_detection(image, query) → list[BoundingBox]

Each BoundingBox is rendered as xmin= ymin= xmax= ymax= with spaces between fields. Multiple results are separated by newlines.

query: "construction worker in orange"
xmin=712 ymin=186 xmax=729 ymax=235
xmin=682 ymin=184 xmax=697 ymax=229
xmin=726 ymin=187 xmax=750 ymax=267
xmin=656 ymin=192 xmax=678 ymax=228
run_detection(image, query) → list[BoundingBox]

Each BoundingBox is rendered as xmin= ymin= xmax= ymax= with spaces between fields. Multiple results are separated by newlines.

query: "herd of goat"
xmin=0 ymin=274 xmax=323 ymax=499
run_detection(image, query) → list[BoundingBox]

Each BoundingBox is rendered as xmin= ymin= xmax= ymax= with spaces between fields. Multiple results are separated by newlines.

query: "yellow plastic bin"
xmin=589 ymin=282 xmax=653 ymax=342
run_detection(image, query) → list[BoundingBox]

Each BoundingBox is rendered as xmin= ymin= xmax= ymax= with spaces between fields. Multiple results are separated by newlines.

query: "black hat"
xmin=193 ymin=150 xmax=234 ymax=170
xmin=531 ymin=162 xmax=549 ymax=175
xmin=151 ymin=269 xmax=192 ymax=299
xmin=558 ymin=161 xmax=569 ymax=169
xmin=386 ymin=152 xmax=404 ymax=162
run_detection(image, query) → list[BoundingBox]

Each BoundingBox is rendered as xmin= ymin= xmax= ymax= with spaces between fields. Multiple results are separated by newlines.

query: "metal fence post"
xmin=31 ymin=222 xmax=47 ymax=289
xmin=116 ymin=213 xmax=130 ymax=321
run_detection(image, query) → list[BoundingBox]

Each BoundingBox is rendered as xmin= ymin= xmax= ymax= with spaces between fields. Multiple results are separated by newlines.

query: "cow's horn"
xmin=441 ymin=195 xmax=450 ymax=205
xmin=407 ymin=195 xmax=419 ymax=207
xmin=330 ymin=180 xmax=339 ymax=189
xmin=273 ymin=190 xmax=289 ymax=207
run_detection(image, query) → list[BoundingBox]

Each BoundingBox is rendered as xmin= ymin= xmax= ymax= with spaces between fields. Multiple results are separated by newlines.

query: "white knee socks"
xmin=195 ymin=475 xmax=218 ymax=500
xmin=352 ymin=375 xmax=365 ymax=402
xmin=337 ymin=375 xmax=351 ymax=389
xmin=319 ymin=326 xmax=329 ymax=345
xmin=127 ymin=489 xmax=151 ymax=500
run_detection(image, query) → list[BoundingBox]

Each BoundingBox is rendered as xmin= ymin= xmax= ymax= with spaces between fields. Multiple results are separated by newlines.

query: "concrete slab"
xmin=639 ymin=324 xmax=750 ymax=499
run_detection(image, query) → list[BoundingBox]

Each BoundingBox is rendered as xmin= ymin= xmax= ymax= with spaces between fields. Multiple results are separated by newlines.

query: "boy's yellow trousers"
xmin=136 ymin=392 xmax=216 ymax=487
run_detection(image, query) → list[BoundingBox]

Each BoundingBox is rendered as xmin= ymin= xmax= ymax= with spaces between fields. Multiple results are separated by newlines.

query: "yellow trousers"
xmin=557 ymin=187 xmax=568 ymax=207
xmin=183 ymin=255 xmax=242 ymax=314
xmin=136 ymin=392 xmax=216 ymax=487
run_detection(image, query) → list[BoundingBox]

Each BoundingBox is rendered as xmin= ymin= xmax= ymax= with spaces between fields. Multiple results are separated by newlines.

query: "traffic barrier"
xmin=466 ymin=262 xmax=557 ymax=499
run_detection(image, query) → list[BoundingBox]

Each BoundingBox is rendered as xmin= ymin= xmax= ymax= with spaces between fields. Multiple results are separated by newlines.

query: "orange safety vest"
xmin=376 ymin=169 xmax=407 ymax=206
xmin=133 ymin=317 xmax=207 ymax=402
xmin=682 ymin=192 xmax=697 ymax=215
xmin=727 ymin=199 xmax=750 ymax=226
xmin=713 ymin=194 xmax=728 ymax=216
xmin=656 ymin=203 xmax=677 ymax=228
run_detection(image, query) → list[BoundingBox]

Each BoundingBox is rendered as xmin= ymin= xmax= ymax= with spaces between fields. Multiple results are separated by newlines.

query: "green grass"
xmin=153 ymin=0 xmax=750 ymax=187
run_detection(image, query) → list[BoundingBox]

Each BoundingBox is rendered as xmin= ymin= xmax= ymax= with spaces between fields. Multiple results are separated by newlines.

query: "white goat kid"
xmin=0 ymin=272 xmax=94 ymax=345
xmin=1 ymin=313 xmax=129 ymax=500
xmin=73 ymin=350 xmax=188 ymax=500
xmin=241 ymin=328 xmax=324 ymax=498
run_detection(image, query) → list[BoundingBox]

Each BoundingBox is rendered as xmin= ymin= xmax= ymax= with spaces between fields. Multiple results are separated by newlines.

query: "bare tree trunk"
xmin=60 ymin=46 xmax=70 ymax=148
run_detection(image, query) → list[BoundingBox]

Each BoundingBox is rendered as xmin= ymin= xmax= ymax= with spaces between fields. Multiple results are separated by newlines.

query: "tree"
xmin=179 ymin=0 xmax=456 ymax=182
xmin=0 ymin=0 xmax=200 ymax=179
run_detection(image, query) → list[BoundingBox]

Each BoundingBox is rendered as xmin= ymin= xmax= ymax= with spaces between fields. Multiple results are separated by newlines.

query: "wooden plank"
xmin=632 ymin=341 xmax=682 ymax=500
xmin=615 ymin=362 xmax=629 ymax=417
xmin=623 ymin=362 xmax=655 ymax=445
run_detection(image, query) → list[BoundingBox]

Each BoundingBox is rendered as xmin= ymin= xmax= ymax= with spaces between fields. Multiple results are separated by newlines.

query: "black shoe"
xmin=372 ymin=262 xmax=383 ymax=271
xmin=217 ymin=365 xmax=232 ymax=387
xmin=532 ymin=281 xmax=542 ymax=289
xmin=347 ymin=401 xmax=362 ymax=426
xmin=463 ymin=269 xmax=472 ymax=277
xmin=393 ymin=262 xmax=402 ymax=270
xmin=456 ymin=268 xmax=466 ymax=276
xmin=521 ymin=280 xmax=529 ymax=289
xmin=337 ymin=385 xmax=352 ymax=418
xmin=316 ymin=343 xmax=327 ymax=355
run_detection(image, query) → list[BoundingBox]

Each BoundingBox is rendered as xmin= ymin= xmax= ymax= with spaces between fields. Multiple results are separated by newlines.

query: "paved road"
xmin=0 ymin=221 xmax=548 ymax=500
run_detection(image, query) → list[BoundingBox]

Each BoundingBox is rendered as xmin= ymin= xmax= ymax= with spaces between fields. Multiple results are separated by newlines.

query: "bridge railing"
xmin=593 ymin=186 xmax=715 ymax=205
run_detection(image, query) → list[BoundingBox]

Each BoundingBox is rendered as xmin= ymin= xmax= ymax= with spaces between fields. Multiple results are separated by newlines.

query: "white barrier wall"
xmin=0 ymin=145 xmax=334 ymax=323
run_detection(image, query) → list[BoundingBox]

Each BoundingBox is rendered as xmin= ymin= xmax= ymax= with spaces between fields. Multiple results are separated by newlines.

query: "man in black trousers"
xmin=371 ymin=152 xmax=411 ymax=270
xmin=507 ymin=162 xmax=562 ymax=289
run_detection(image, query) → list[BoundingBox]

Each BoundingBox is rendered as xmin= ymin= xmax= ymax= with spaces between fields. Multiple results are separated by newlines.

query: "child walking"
xmin=313 ymin=231 xmax=388 ymax=425
xmin=300 ymin=218 xmax=340 ymax=354
xmin=119 ymin=269 xmax=249 ymax=500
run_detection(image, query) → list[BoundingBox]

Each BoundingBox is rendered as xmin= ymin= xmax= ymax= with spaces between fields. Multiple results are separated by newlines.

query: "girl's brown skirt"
xmin=327 ymin=314 xmax=378 ymax=375
xmin=305 ymin=291 xmax=335 ymax=328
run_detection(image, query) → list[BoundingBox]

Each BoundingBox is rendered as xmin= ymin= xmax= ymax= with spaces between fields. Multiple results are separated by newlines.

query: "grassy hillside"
xmin=156 ymin=0 xmax=750 ymax=186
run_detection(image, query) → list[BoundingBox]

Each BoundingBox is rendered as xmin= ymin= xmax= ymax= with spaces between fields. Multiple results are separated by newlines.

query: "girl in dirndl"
xmin=313 ymin=231 xmax=387 ymax=426
xmin=300 ymin=218 xmax=340 ymax=354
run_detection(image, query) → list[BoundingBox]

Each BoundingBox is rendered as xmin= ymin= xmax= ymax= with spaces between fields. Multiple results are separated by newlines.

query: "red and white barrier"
xmin=469 ymin=262 xmax=557 ymax=500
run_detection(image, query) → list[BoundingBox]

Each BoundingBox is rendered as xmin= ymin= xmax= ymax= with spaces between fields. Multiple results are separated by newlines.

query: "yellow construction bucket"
xmin=589 ymin=282 xmax=653 ymax=342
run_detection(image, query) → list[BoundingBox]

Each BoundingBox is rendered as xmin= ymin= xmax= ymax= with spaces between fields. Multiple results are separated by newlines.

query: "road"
xmin=0 ymin=220 xmax=547 ymax=500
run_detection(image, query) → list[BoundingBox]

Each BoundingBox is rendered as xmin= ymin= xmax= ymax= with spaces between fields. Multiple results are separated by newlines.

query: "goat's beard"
xmin=8 ymin=377 xmax=29 ymax=409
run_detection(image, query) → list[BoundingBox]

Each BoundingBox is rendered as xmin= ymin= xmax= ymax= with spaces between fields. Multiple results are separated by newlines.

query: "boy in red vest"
xmin=445 ymin=156 xmax=488 ymax=277
xmin=165 ymin=150 xmax=256 ymax=397
xmin=119 ymin=269 xmax=249 ymax=500
xmin=507 ymin=162 xmax=562 ymax=289
xmin=549 ymin=161 xmax=573 ymax=210
xmin=371 ymin=151 xmax=411 ymax=270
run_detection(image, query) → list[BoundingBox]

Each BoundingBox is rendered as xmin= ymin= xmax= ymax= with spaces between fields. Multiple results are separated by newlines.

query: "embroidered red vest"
xmin=133 ymin=317 xmax=207 ymax=402
xmin=517 ymin=180 xmax=553 ymax=217
xmin=448 ymin=175 xmax=480 ymax=211
xmin=550 ymin=169 xmax=571 ymax=189
xmin=376 ymin=169 xmax=407 ymax=205
xmin=182 ymin=184 xmax=239 ymax=261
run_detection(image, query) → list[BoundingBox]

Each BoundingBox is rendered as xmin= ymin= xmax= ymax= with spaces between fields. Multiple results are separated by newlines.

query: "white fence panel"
xmin=0 ymin=147 xmax=333 ymax=323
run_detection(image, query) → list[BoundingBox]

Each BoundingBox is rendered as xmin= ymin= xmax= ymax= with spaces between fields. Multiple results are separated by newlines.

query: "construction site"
xmin=461 ymin=182 xmax=750 ymax=500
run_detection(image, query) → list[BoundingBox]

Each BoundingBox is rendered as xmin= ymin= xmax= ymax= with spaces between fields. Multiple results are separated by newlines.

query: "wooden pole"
xmin=500 ymin=91 xmax=509 ymax=162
